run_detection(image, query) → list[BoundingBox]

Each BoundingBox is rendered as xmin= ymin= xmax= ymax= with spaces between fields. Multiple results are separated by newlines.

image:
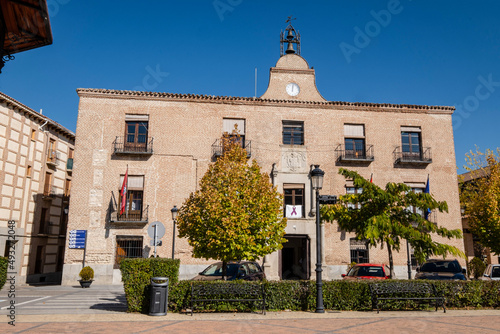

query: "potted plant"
xmin=78 ymin=266 xmax=94 ymax=288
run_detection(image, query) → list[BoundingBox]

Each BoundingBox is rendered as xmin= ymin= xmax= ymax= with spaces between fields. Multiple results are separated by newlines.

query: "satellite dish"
xmin=148 ymin=221 xmax=165 ymax=239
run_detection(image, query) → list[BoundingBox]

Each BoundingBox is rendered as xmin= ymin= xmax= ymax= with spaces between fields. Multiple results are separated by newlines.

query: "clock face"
xmin=286 ymin=83 xmax=300 ymax=96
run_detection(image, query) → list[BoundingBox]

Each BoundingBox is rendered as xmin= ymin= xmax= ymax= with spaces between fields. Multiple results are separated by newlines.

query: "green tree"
xmin=177 ymin=134 xmax=287 ymax=278
xmin=460 ymin=148 xmax=500 ymax=255
xmin=321 ymin=168 xmax=463 ymax=277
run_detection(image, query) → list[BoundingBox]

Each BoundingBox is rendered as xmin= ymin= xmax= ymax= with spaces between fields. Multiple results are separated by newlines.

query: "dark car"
xmin=342 ymin=263 xmax=391 ymax=280
xmin=192 ymin=261 xmax=266 ymax=281
xmin=415 ymin=259 xmax=466 ymax=280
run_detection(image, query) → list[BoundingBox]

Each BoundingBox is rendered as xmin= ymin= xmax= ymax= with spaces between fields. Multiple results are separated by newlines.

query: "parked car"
xmin=480 ymin=264 xmax=500 ymax=281
xmin=342 ymin=263 xmax=391 ymax=280
xmin=191 ymin=261 xmax=266 ymax=281
xmin=415 ymin=259 xmax=466 ymax=280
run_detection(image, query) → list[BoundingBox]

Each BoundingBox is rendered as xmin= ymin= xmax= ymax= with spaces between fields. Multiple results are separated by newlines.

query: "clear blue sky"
xmin=1 ymin=1 xmax=499 ymax=173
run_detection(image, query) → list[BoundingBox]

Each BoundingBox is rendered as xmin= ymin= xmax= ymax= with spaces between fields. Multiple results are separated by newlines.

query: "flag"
xmin=120 ymin=167 xmax=128 ymax=215
xmin=370 ymin=173 xmax=373 ymax=183
xmin=424 ymin=175 xmax=431 ymax=220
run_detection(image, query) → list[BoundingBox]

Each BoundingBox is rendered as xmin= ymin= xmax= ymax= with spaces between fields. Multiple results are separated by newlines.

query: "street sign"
xmin=69 ymin=230 xmax=87 ymax=249
xmin=147 ymin=221 xmax=165 ymax=239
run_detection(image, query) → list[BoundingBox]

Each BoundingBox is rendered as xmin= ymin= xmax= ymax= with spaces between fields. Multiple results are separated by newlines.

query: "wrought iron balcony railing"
xmin=394 ymin=147 xmax=432 ymax=164
xmin=212 ymin=139 xmax=251 ymax=158
xmin=335 ymin=144 xmax=374 ymax=162
xmin=113 ymin=137 xmax=154 ymax=155
xmin=111 ymin=205 xmax=149 ymax=223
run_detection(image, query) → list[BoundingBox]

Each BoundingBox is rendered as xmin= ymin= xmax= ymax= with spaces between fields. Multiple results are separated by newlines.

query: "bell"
xmin=287 ymin=29 xmax=294 ymax=40
xmin=285 ymin=42 xmax=295 ymax=54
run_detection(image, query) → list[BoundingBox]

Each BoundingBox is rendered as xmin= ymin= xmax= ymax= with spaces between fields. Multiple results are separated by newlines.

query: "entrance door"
xmin=280 ymin=235 xmax=310 ymax=280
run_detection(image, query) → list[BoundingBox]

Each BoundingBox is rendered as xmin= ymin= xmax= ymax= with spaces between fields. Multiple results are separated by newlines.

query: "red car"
xmin=342 ymin=263 xmax=391 ymax=280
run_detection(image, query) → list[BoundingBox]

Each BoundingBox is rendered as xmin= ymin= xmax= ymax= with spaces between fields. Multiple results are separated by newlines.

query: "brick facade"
xmin=62 ymin=52 xmax=464 ymax=284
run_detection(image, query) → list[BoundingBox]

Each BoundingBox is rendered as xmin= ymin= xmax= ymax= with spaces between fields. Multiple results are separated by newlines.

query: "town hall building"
xmin=62 ymin=25 xmax=464 ymax=284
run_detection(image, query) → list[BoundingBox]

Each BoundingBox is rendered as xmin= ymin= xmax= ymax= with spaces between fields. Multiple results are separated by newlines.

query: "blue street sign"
xmin=69 ymin=229 xmax=87 ymax=249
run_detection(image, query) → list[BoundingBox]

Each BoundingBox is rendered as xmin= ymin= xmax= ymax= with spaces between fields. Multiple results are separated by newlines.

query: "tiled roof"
xmin=76 ymin=88 xmax=455 ymax=113
xmin=0 ymin=91 xmax=75 ymax=138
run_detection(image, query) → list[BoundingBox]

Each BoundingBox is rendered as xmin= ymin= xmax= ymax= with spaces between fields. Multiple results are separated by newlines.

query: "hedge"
xmin=0 ymin=257 xmax=7 ymax=291
xmin=119 ymin=257 xmax=180 ymax=313
xmin=165 ymin=279 xmax=500 ymax=313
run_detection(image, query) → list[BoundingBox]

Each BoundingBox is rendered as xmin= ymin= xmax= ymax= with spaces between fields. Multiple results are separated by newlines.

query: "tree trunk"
xmin=222 ymin=260 xmax=227 ymax=280
xmin=386 ymin=241 xmax=394 ymax=279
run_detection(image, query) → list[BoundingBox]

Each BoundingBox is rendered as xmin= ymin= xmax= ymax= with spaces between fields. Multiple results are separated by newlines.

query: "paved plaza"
xmin=0 ymin=285 xmax=498 ymax=333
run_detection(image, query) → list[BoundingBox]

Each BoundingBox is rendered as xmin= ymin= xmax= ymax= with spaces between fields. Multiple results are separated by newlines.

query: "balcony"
xmin=212 ymin=138 xmax=251 ymax=158
xmin=42 ymin=186 xmax=56 ymax=200
xmin=113 ymin=137 xmax=154 ymax=155
xmin=46 ymin=150 xmax=59 ymax=168
xmin=335 ymin=144 xmax=374 ymax=162
xmin=110 ymin=205 xmax=149 ymax=223
xmin=394 ymin=147 xmax=432 ymax=165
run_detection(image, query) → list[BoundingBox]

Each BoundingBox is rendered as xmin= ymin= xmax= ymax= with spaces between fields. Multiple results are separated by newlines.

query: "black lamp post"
xmin=311 ymin=165 xmax=325 ymax=313
xmin=171 ymin=205 xmax=178 ymax=259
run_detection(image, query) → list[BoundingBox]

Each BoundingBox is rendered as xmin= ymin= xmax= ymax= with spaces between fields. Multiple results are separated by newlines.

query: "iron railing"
xmin=113 ymin=205 xmax=149 ymax=223
xmin=394 ymin=147 xmax=432 ymax=164
xmin=212 ymin=139 xmax=251 ymax=158
xmin=113 ymin=136 xmax=154 ymax=154
xmin=335 ymin=144 xmax=374 ymax=162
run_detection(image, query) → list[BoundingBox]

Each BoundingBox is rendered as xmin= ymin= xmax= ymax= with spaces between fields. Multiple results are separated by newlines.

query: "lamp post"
xmin=171 ymin=205 xmax=178 ymax=259
xmin=311 ymin=165 xmax=325 ymax=313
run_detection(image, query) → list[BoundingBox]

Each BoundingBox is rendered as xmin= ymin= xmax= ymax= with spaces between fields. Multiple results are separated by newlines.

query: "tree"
xmin=321 ymin=168 xmax=464 ymax=277
xmin=177 ymin=134 xmax=287 ymax=278
xmin=459 ymin=148 xmax=500 ymax=255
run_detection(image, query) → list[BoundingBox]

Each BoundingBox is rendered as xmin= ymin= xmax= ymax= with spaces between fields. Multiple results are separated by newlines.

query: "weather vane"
xmin=286 ymin=16 xmax=296 ymax=23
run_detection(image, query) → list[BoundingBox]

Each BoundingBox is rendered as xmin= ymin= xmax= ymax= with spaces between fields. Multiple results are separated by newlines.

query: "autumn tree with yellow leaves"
xmin=460 ymin=148 xmax=500 ymax=255
xmin=177 ymin=134 xmax=287 ymax=278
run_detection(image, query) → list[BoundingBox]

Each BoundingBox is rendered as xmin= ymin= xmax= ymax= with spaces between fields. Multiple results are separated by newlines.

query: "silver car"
xmin=480 ymin=264 xmax=500 ymax=281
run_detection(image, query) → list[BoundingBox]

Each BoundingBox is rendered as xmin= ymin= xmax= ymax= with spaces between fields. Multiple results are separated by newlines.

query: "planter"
xmin=79 ymin=280 xmax=93 ymax=288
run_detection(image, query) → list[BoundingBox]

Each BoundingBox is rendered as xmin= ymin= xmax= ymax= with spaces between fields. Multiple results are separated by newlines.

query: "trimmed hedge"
xmin=0 ymin=257 xmax=7 ymax=291
xmin=120 ymin=257 xmax=180 ymax=313
xmin=165 ymin=279 xmax=500 ymax=313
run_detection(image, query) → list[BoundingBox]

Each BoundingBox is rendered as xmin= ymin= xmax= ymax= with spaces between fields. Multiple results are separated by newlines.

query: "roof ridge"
xmin=76 ymin=88 xmax=455 ymax=111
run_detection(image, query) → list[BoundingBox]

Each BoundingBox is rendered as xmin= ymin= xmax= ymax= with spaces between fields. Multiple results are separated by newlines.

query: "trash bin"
xmin=149 ymin=277 xmax=169 ymax=316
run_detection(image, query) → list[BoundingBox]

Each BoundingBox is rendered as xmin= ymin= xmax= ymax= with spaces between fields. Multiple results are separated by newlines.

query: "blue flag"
xmin=424 ymin=175 xmax=431 ymax=220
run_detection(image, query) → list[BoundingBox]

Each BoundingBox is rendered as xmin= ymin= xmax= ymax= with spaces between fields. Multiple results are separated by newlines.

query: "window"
xmin=27 ymin=165 xmax=32 ymax=177
xmin=115 ymin=236 xmax=143 ymax=265
xmin=124 ymin=116 xmax=149 ymax=151
xmin=43 ymin=172 xmax=52 ymax=196
xmin=408 ymin=187 xmax=424 ymax=216
xmin=346 ymin=187 xmax=363 ymax=209
xmin=64 ymin=179 xmax=71 ymax=196
xmin=119 ymin=175 xmax=144 ymax=221
xmin=350 ymin=238 xmax=369 ymax=263
xmin=223 ymin=118 xmax=245 ymax=143
xmin=39 ymin=207 xmax=48 ymax=234
xmin=401 ymin=126 xmax=421 ymax=158
xmin=47 ymin=139 xmax=56 ymax=163
xmin=344 ymin=124 xmax=365 ymax=158
xmin=284 ymin=184 xmax=304 ymax=218
xmin=282 ymin=121 xmax=304 ymax=145
xmin=31 ymin=129 xmax=36 ymax=140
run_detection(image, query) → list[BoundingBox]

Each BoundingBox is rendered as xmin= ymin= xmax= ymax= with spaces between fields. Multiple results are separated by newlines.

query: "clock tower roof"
xmin=260 ymin=22 xmax=326 ymax=102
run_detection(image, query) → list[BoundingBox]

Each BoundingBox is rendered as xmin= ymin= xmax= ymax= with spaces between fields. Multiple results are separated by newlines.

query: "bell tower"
xmin=280 ymin=17 xmax=300 ymax=56
xmin=260 ymin=19 xmax=326 ymax=102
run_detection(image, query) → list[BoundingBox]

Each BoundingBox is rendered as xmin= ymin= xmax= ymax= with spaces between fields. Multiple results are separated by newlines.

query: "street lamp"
xmin=171 ymin=205 xmax=178 ymax=259
xmin=311 ymin=165 xmax=325 ymax=313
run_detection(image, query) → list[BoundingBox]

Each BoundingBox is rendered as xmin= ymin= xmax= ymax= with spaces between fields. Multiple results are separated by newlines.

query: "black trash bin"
xmin=149 ymin=277 xmax=169 ymax=316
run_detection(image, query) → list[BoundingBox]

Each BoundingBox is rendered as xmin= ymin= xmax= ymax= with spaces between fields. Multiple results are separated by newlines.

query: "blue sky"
xmin=1 ymin=1 xmax=499 ymax=173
